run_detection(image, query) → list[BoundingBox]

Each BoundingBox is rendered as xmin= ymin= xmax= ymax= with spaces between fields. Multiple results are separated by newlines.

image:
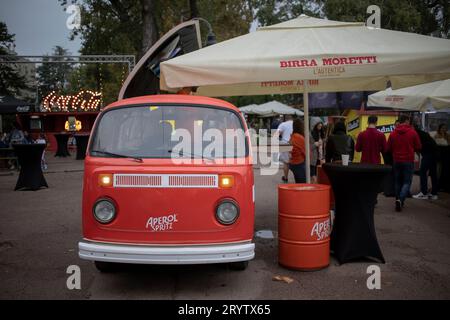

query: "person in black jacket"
xmin=412 ymin=125 xmax=439 ymax=200
xmin=326 ymin=121 xmax=355 ymax=163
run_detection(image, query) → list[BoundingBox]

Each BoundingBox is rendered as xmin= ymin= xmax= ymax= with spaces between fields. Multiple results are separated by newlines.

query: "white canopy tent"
xmin=367 ymin=79 xmax=450 ymax=111
xmin=238 ymin=104 xmax=259 ymax=114
xmin=239 ymin=100 xmax=303 ymax=117
xmin=160 ymin=15 xmax=450 ymax=182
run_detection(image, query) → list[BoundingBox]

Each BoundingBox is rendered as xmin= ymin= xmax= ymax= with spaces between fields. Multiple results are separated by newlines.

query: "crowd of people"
xmin=0 ymin=122 xmax=48 ymax=170
xmin=274 ymin=114 xmax=449 ymax=212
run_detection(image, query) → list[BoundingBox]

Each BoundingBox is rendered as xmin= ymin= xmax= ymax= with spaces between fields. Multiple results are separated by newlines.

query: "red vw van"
xmin=78 ymin=95 xmax=255 ymax=271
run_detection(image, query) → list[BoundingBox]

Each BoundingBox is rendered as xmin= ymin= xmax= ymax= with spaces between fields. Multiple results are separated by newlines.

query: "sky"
xmin=0 ymin=0 xmax=82 ymax=55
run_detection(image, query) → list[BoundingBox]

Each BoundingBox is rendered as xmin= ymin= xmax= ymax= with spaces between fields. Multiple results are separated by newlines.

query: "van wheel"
xmin=94 ymin=261 xmax=118 ymax=273
xmin=229 ymin=261 xmax=249 ymax=271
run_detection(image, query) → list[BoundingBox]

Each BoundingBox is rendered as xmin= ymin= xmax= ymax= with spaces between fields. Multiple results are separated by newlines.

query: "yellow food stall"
xmin=343 ymin=109 xmax=399 ymax=163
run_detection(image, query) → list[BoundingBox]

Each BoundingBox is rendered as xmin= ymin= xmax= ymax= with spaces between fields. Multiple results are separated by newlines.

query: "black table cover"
xmin=323 ymin=163 xmax=391 ymax=264
xmin=54 ymin=133 xmax=71 ymax=157
xmin=74 ymin=134 xmax=90 ymax=160
xmin=437 ymin=146 xmax=450 ymax=193
xmin=12 ymin=144 xmax=48 ymax=191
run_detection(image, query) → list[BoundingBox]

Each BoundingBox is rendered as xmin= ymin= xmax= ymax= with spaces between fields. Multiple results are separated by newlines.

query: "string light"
xmin=99 ymin=65 xmax=104 ymax=108
xmin=42 ymin=90 xmax=102 ymax=112
xmin=121 ymin=64 xmax=127 ymax=84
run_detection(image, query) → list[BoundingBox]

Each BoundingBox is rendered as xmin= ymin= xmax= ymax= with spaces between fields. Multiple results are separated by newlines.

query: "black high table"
xmin=12 ymin=144 xmax=48 ymax=191
xmin=438 ymin=146 xmax=450 ymax=193
xmin=323 ymin=163 xmax=391 ymax=264
xmin=54 ymin=133 xmax=71 ymax=157
xmin=74 ymin=134 xmax=90 ymax=160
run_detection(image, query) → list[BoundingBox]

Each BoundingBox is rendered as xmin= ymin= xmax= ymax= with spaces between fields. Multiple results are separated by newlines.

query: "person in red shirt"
xmin=387 ymin=115 xmax=422 ymax=212
xmin=289 ymin=119 xmax=306 ymax=183
xmin=355 ymin=115 xmax=387 ymax=164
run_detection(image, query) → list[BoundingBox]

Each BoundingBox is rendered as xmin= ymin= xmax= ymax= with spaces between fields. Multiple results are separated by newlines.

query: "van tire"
xmin=229 ymin=261 xmax=249 ymax=271
xmin=94 ymin=261 xmax=118 ymax=273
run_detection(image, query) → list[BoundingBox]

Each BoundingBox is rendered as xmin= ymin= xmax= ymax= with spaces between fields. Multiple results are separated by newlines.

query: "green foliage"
xmin=195 ymin=0 xmax=254 ymax=42
xmin=0 ymin=22 xmax=29 ymax=97
xmin=36 ymin=46 xmax=74 ymax=98
xmin=63 ymin=0 xmax=256 ymax=56
xmin=320 ymin=0 xmax=448 ymax=37
xmin=254 ymin=0 xmax=320 ymax=26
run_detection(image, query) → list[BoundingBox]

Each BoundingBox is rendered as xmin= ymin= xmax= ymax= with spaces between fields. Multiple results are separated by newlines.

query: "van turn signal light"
xmin=219 ymin=175 xmax=234 ymax=189
xmin=98 ymin=174 xmax=113 ymax=187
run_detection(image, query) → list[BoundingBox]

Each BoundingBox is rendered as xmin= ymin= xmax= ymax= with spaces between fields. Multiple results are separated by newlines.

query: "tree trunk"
xmin=140 ymin=0 xmax=159 ymax=56
xmin=189 ymin=0 xmax=199 ymax=19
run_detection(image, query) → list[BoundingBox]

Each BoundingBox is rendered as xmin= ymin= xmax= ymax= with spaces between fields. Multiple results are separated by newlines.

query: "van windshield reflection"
xmin=90 ymin=105 xmax=248 ymax=159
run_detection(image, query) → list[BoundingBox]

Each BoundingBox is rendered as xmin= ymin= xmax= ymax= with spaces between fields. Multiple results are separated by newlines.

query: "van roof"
xmin=103 ymin=95 xmax=240 ymax=113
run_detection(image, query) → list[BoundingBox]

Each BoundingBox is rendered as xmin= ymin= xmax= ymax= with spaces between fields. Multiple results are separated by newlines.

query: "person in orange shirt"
xmin=289 ymin=119 xmax=306 ymax=183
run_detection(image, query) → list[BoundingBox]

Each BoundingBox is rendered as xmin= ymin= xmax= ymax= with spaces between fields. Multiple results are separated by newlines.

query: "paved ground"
xmin=0 ymin=154 xmax=449 ymax=299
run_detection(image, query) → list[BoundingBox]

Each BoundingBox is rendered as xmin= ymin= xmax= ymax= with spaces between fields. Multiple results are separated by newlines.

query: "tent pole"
xmin=303 ymin=80 xmax=311 ymax=183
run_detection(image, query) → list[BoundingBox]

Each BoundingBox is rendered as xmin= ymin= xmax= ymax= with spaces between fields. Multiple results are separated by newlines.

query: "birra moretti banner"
xmin=160 ymin=15 xmax=450 ymax=97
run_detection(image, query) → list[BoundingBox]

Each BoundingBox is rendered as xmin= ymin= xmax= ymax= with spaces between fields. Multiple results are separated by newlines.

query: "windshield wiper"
xmin=91 ymin=150 xmax=143 ymax=162
xmin=168 ymin=149 xmax=213 ymax=161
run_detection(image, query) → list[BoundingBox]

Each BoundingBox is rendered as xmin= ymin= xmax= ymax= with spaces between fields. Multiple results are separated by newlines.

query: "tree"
xmin=141 ymin=0 xmax=159 ymax=53
xmin=36 ymin=46 xmax=74 ymax=97
xmin=254 ymin=0 xmax=320 ymax=26
xmin=0 ymin=22 xmax=28 ymax=97
xmin=318 ymin=0 xmax=449 ymax=37
xmin=189 ymin=0 xmax=199 ymax=18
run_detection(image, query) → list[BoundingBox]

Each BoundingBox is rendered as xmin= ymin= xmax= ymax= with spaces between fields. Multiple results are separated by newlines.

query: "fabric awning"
xmin=0 ymin=95 xmax=34 ymax=114
xmin=367 ymin=79 xmax=450 ymax=111
xmin=161 ymin=15 xmax=450 ymax=96
xmin=239 ymin=101 xmax=303 ymax=117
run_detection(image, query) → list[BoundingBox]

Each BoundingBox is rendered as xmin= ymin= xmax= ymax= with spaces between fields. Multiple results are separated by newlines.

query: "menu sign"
xmin=347 ymin=118 xmax=360 ymax=132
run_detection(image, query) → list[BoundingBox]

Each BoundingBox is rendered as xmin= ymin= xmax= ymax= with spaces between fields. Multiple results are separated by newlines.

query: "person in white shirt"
xmin=274 ymin=115 xmax=294 ymax=182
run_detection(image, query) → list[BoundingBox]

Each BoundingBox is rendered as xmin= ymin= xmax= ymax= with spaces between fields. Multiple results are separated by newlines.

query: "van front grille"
xmin=113 ymin=174 xmax=218 ymax=188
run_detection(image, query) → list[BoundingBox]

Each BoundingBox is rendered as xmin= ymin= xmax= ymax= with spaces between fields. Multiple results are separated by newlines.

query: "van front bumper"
xmin=78 ymin=241 xmax=255 ymax=265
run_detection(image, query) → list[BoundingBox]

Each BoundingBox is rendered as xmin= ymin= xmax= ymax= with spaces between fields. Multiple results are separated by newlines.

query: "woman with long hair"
xmin=434 ymin=124 xmax=449 ymax=146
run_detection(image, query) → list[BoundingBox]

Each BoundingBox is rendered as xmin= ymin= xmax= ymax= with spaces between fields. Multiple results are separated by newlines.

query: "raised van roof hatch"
xmin=118 ymin=20 xmax=202 ymax=100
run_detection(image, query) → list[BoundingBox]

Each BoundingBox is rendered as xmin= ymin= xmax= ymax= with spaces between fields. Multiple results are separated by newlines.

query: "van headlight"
xmin=216 ymin=200 xmax=239 ymax=225
xmin=93 ymin=199 xmax=116 ymax=224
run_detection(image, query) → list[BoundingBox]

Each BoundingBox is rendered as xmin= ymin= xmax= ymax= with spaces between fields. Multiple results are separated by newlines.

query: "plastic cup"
xmin=342 ymin=154 xmax=350 ymax=166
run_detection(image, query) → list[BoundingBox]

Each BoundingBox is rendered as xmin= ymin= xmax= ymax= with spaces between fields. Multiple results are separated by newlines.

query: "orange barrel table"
xmin=278 ymin=184 xmax=331 ymax=270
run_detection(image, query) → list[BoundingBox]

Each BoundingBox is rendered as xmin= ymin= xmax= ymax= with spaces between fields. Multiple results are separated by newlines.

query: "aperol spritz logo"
xmin=146 ymin=214 xmax=178 ymax=232
xmin=310 ymin=220 xmax=331 ymax=241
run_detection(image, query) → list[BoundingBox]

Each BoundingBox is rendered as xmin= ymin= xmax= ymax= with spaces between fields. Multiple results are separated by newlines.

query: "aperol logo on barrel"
xmin=310 ymin=220 xmax=331 ymax=241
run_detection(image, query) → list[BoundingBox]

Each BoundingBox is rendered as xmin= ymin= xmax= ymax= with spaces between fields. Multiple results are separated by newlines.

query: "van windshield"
xmin=90 ymin=105 xmax=248 ymax=159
